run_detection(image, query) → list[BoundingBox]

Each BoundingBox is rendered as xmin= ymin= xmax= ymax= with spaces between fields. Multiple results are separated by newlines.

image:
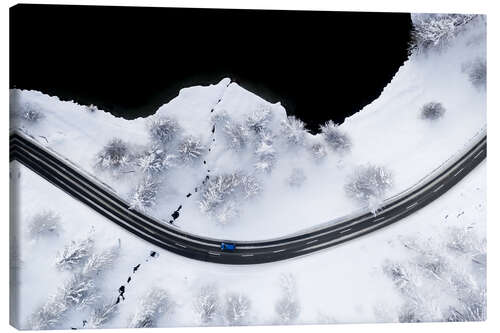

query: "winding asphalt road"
xmin=9 ymin=131 xmax=486 ymax=264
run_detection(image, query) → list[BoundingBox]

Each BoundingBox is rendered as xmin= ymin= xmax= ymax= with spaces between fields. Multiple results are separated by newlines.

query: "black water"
xmin=10 ymin=5 xmax=412 ymax=133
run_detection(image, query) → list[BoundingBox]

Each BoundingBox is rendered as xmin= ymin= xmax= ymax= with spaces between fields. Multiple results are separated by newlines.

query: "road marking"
xmin=175 ymin=243 xmax=186 ymax=248
xmin=406 ymin=202 xmax=418 ymax=210
xmin=433 ymin=184 xmax=444 ymax=193
xmin=454 ymin=168 xmax=464 ymax=177
xmin=473 ymin=150 xmax=484 ymax=160
xmin=339 ymin=228 xmax=351 ymax=234
xmin=241 ymin=254 xmax=254 ymax=257
xmin=209 ymin=252 xmax=221 ymax=256
xmin=273 ymin=249 xmax=285 ymax=253
xmin=306 ymin=240 xmax=318 ymax=245
xmin=373 ymin=217 xmax=385 ymax=222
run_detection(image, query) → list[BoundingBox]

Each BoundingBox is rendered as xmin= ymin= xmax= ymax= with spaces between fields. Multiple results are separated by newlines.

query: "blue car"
xmin=220 ymin=242 xmax=236 ymax=251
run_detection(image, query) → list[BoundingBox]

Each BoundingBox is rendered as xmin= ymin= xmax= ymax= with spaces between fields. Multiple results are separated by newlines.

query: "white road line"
xmin=433 ymin=184 xmax=444 ymax=193
xmin=339 ymin=228 xmax=351 ymax=234
xmin=406 ymin=202 xmax=418 ymax=210
xmin=473 ymin=150 xmax=484 ymax=159
xmin=273 ymin=249 xmax=285 ymax=253
xmin=175 ymin=243 xmax=186 ymax=248
xmin=241 ymin=254 xmax=254 ymax=257
xmin=306 ymin=240 xmax=318 ymax=245
xmin=454 ymin=168 xmax=464 ymax=176
xmin=209 ymin=252 xmax=221 ymax=256
xmin=373 ymin=217 xmax=385 ymax=222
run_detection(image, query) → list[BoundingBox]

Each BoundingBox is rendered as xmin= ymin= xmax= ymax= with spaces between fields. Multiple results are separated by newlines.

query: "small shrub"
xmin=421 ymin=102 xmax=446 ymax=120
xmin=320 ymin=120 xmax=352 ymax=153
xmin=287 ymin=168 xmax=306 ymax=188
xmin=275 ymin=274 xmax=300 ymax=324
xmin=345 ymin=164 xmax=393 ymax=211
xmin=254 ymin=140 xmax=277 ymax=173
xmin=27 ymin=211 xmax=62 ymax=240
xmin=129 ymin=288 xmax=170 ymax=328
xmin=310 ymin=143 xmax=327 ymax=161
xmin=281 ymin=116 xmax=307 ymax=146
xmin=96 ymin=138 xmax=130 ymax=170
xmin=462 ymin=58 xmax=486 ymax=88
xmin=177 ymin=136 xmax=205 ymax=164
xmin=148 ymin=116 xmax=179 ymax=145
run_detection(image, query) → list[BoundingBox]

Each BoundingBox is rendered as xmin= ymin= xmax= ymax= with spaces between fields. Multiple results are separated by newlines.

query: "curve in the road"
xmin=9 ymin=131 xmax=486 ymax=264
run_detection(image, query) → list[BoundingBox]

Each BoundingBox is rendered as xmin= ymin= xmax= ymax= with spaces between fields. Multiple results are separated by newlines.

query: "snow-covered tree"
xmin=55 ymin=237 xmax=95 ymax=271
xmin=28 ymin=294 xmax=69 ymax=330
xmin=410 ymin=14 xmax=478 ymax=53
xmin=320 ymin=120 xmax=352 ymax=153
xmin=27 ymin=210 xmax=62 ymax=240
xmin=381 ymin=226 xmax=486 ymax=323
xmin=148 ymin=116 xmax=180 ymax=145
xmin=224 ymin=293 xmax=251 ymax=325
xmin=246 ymin=105 xmax=273 ymax=134
xmin=275 ymin=274 xmax=300 ymax=324
xmin=96 ymin=138 xmax=130 ymax=170
xmin=194 ymin=284 xmax=219 ymax=324
xmin=223 ymin=121 xmax=249 ymax=151
xmin=199 ymin=172 xmax=261 ymax=225
xmin=130 ymin=176 xmax=160 ymax=212
xmin=310 ymin=142 xmax=328 ymax=161
xmin=61 ymin=273 xmax=99 ymax=309
xmin=280 ymin=116 xmax=308 ymax=146
xmin=13 ymin=101 xmax=44 ymax=123
xmin=137 ymin=145 xmax=175 ymax=175
xmin=177 ymin=136 xmax=205 ymax=164
xmin=254 ymin=139 xmax=277 ymax=173
xmin=287 ymin=168 xmax=307 ymax=188
xmin=344 ymin=164 xmax=393 ymax=212
xmin=87 ymin=301 xmax=119 ymax=329
xmin=462 ymin=58 xmax=486 ymax=89
xmin=421 ymin=102 xmax=446 ymax=120
xmin=82 ymin=244 xmax=121 ymax=277
xmin=129 ymin=288 xmax=170 ymax=328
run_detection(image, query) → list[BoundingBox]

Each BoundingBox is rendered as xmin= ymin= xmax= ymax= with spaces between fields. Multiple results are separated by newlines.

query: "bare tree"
xmin=246 ymin=105 xmax=273 ymax=134
xmin=137 ymin=146 xmax=176 ymax=175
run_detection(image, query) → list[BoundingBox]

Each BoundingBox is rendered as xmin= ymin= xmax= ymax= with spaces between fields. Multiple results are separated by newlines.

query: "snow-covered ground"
xmin=9 ymin=13 xmax=487 ymax=329
xmin=9 ymin=15 xmax=486 ymax=241
xmin=10 ymin=156 xmax=485 ymax=328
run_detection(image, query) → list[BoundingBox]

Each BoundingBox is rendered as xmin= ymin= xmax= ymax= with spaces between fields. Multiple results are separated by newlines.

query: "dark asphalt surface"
xmin=10 ymin=132 xmax=486 ymax=264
